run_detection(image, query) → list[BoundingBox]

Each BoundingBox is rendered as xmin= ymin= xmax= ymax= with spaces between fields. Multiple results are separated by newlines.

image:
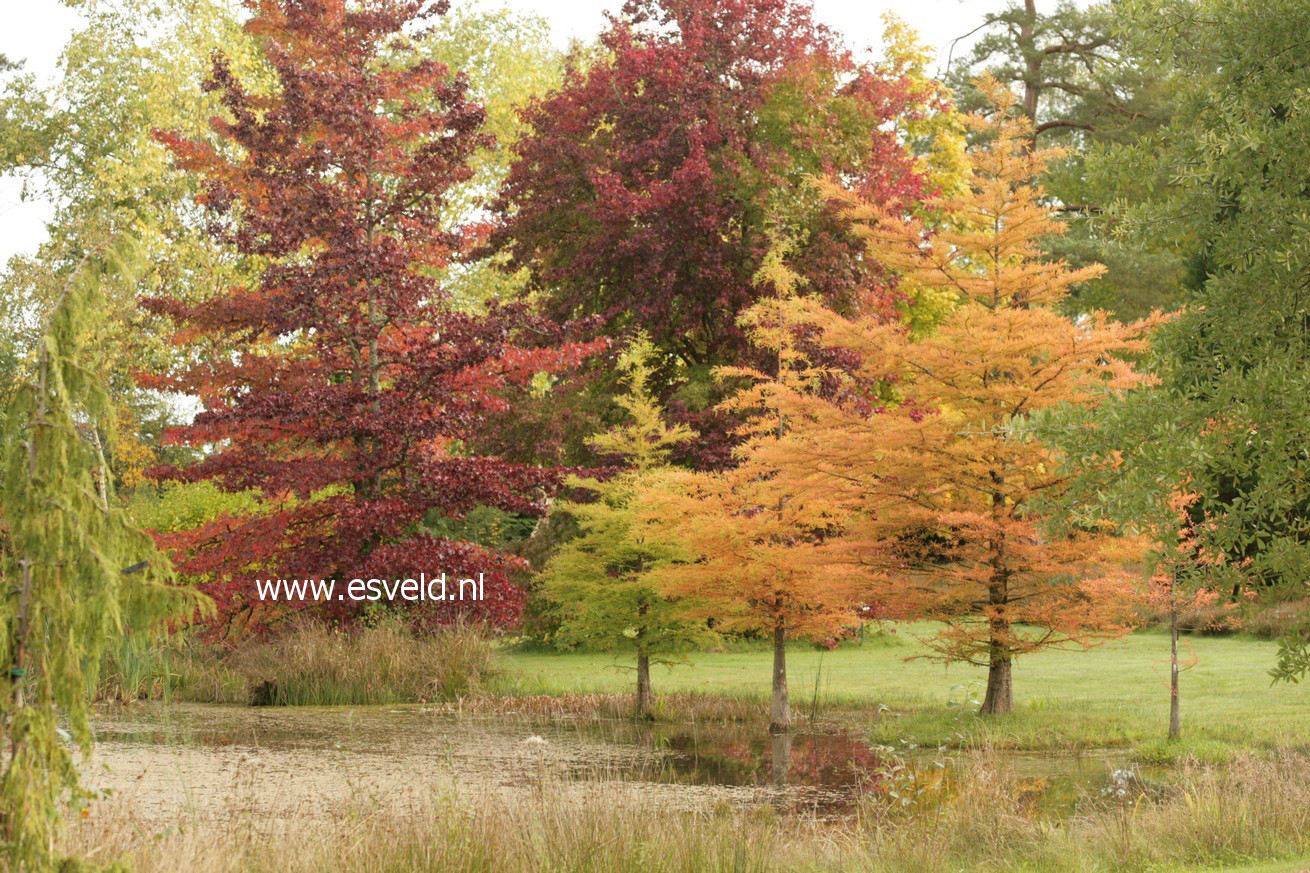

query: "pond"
xmin=85 ymin=703 xmax=1156 ymax=825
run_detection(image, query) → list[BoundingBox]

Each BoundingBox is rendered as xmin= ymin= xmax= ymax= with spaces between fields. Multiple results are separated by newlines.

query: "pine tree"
xmin=0 ymin=239 xmax=199 ymax=870
xmin=945 ymin=0 xmax=1185 ymax=319
xmin=539 ymin=335 xmax=708 ymax=718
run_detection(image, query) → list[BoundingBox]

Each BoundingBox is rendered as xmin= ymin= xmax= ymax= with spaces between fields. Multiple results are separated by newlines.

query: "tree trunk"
xmin=980 ymin=655 xmax=1012 ymax=715
xmin=770 ymin=623 xmax=791 ymax=733
xmin=980 ymin=563 xmax=1014 ymax=714
xmin=1022 ymin=0 xmax=1041 ymax=133
xmin=770 ymin=730 xmax=793 ymax=789
xmin=636 ymin=651 xmax=653 ymax=720
xmin=1168 ymin=606 xmax=1181 ymax=741
xmin=980 ymin=613 xmax=1013 ymax=715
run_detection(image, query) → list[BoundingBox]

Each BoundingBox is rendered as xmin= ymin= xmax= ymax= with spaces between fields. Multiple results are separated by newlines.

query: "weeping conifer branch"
xmin=0 ymin=237 xmax=206 ymax=871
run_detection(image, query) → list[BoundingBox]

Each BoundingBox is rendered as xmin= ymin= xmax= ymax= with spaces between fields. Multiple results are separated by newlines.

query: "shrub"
xmin=1243 ymin=598 xmax=1310 ymax=640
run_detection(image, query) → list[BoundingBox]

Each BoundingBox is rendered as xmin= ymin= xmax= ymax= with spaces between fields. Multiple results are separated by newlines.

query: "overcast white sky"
xmin=0 ymin=0 xmax=998 ymax=265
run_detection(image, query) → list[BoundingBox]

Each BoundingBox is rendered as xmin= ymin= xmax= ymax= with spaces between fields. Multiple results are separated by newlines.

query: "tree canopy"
xmin=143 ymin=0 xmax=601 ymax=633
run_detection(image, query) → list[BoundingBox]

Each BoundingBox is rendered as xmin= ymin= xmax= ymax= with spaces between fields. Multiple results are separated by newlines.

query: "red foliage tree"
xmin=485 ymin=0 xmax=936 ymax=466
xmin=143 ymin=0 xmax=600 ymax=634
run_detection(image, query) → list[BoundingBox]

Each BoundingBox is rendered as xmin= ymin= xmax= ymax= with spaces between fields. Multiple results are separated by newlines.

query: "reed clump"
xmin=96 ymin=620 xmax=501 ymax=706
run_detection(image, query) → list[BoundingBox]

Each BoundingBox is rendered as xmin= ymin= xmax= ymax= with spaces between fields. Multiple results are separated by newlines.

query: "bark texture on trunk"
xmin=636 ymin=651 xmax=653 ymax=720
xmin=770 ymin=623 xmax=791 ymax=733
xmin=1022 ymin=0 xmax=1040 ymax=130
xmin=980 ymin=580 xmax=1014 ymax=715
xmin=980 ymin=651 xmax=1013 ymax=715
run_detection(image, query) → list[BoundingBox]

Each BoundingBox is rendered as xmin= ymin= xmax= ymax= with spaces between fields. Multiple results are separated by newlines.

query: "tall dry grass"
xmin=430 ymin=690 xmax=772 ymax=723
xmin=853 ymin=751 xmax=1310 ymax=871
xmin=63 ymin=752 xmax=1310 ymax=873
xmin=96 ymin=621 xmax=501 ymax=706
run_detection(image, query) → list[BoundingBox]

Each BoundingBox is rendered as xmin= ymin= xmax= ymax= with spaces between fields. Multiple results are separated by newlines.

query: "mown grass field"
xmin=500 ymin=625 xmax=1310 ymax=760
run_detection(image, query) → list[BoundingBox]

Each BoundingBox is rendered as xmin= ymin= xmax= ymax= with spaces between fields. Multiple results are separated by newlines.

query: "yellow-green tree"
xmin=0 ymin=241 xmax=200 ymax=870
xmin=540 ymin=335 xmax=709 ymax=717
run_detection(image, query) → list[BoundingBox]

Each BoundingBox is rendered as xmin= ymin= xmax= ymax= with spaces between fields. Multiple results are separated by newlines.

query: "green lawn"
xmin=501 ymin=626 xmax=1310 ymax=758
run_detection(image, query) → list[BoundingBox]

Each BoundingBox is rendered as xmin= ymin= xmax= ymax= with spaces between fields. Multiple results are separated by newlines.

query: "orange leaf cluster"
xmin=739 ymin=80 xmax=1167 ymax=705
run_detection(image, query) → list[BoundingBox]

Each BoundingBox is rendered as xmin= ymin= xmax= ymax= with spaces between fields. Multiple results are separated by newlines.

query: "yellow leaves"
xmin=878 ymin=15 xmax=969 ymax=202
xmin=110 ymin=408 xmax=153 ymax=491
xmin=587 ymin=333 xmax=694 ymax=472
xmin=898 ymin=279 xmax=958 ymax=337
xmin=527 ymin=370 xmax=554 ymax=397
xmin=879 ymin=14 xmax=935 ymax=77
xmin=750 ymin=230 xmax=806 ymax=298
xmin=298 ymin=236 xmax=331 ymax=259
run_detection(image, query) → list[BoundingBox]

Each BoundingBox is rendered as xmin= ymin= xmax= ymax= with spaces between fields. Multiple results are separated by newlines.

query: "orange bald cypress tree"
xmin=640 ymin=267 xmax=865 ymax=733
xmin=753 ymin=80 xmax=1161 ymax=715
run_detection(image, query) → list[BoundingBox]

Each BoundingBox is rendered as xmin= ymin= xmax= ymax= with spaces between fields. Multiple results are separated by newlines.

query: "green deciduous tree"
xmin=1045 ymin=0 xmax=1310 ymax=685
